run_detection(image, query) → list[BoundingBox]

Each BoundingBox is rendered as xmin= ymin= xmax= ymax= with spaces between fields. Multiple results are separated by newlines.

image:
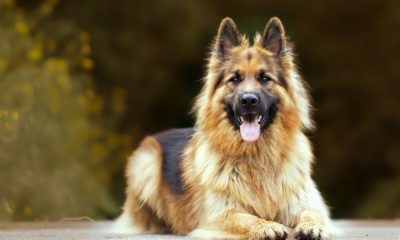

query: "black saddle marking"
xmin=153 ymin=128 xmax=195 ymax=196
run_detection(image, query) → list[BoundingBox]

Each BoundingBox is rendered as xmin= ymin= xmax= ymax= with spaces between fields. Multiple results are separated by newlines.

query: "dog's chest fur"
xmin=186 ymin=139 xmax=299 ymax=221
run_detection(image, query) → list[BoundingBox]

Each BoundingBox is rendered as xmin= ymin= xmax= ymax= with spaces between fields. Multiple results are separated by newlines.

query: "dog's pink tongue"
xmin=239 ymin=116 xmax=260 ymax=142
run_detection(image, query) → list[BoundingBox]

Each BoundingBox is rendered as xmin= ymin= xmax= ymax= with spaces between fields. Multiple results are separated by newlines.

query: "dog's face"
xmin=221 ymin=47 xmax=283 ymax=142
xmin=212 ymin=18 xmax=290 ymax=142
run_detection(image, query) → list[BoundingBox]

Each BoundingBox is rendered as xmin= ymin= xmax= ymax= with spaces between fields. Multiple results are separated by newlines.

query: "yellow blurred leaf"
xmin=0 ymin=59 xmax=8 ymax=70
xmin=46 ymin=58 xmax=57 ymax=72
xmin=82 ymin=58 xmax=94 ymax=70
xmin=23 ymin=84 xmax=33 ymax=93
xmin=81 ymin=44 xmax=91 ymax=55
xmin=23 ymin=206 xmax=32 ymax=216
xmin=13 ymin=112 xmax=19 ymax=120
xmin=56 ymin=60 xmax=68 ymax=71
xmin=40 ymin=1 xmax=55 ymax=15
xmin=88 ymin=96 xmax=103 ymax=115
xmin=6 ymin=207 xmax=13 ymax=214
xmin=3 ymin=0 xmax=16 ymax=7
xmin=14 ymin=21 xmax=29 ymax=34
xmin=77 ymin=94 xmax=88 ymax=107
xmin=57 ymin=75 xmax=71 ymax=93
xmin=56 ymin=74 xmax=68 ymax=84
xmin=28 ymin=48 xmax=42 ymax=62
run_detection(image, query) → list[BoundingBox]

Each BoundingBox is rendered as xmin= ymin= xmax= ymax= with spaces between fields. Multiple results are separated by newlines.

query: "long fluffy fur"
xmin=114 ymin=17 xmax=340 ymax=239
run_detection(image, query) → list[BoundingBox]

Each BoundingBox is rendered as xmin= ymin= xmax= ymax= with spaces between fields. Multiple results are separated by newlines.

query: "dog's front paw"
xmin=294 ymin=221 xmax=323 ymax=240
xmin=250 ymin=221 xmax=289 ymax=240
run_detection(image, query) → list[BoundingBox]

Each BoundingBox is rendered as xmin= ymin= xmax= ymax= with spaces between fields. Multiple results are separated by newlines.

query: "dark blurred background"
xmin=1 ymin=0 xmax=399 ymax=221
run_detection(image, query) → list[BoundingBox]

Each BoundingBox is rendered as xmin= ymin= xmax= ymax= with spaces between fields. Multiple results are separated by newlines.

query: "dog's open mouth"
xmin=235 ymin=112 xmax=268 ymax=142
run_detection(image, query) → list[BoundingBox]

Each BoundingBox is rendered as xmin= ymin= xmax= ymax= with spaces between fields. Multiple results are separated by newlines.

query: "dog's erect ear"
xmin=260 ymin=17 xmax=287 ymax=61
xmin=215 ymin=18 xmax=242 ymax=62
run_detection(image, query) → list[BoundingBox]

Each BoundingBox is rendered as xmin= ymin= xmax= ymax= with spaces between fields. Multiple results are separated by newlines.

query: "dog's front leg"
xmin=215 ymin=211 xmax=289 ymax=240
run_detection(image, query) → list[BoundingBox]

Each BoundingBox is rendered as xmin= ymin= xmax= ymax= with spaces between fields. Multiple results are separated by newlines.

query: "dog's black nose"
xmin=240 ymin=93 xmax=259 ymax=109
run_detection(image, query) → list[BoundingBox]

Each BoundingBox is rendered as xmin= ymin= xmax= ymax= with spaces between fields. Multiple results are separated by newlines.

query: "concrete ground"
xmin=1 ymin=220 xmax=400 ymax=240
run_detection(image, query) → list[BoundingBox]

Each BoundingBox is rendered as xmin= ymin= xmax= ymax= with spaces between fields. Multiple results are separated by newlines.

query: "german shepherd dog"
xmin=114 ymin=17 xmax=339 ymax=240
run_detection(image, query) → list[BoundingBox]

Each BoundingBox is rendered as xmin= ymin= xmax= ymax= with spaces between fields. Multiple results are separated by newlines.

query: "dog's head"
xmin=194 ymin=17 xmax=313 ymax=146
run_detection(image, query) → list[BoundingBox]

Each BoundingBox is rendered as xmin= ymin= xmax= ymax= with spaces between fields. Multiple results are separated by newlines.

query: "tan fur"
xmin=114 ymin=17 xmax=340 ymax=239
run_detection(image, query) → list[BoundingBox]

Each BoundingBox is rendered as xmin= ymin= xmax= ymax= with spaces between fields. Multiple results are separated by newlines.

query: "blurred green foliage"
xmin=1 ymin=0 xmax=400 ymax=221
xmin=0 ymin=0 xmax=132 ymax=221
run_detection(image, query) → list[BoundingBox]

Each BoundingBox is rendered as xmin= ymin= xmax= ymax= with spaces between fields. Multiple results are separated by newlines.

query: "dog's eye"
xmin=261 ymin=76 xmax=273 ymax=82
xmin=231 ymin=77 xmax=239 ymax=82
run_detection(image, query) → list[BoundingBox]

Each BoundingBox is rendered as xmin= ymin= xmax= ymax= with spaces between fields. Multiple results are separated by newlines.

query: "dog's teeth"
xmin=258 ymin=115 xmax=262 ymax=123
xmin=240 ymin=117 xmax=243 ymax=123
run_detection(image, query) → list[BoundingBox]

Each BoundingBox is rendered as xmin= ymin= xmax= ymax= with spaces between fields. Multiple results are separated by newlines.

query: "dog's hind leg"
xmin=113 ymin=136 xmax=167 ymax=234
xmin=113 ymin=194 xmax=166 ymax=234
